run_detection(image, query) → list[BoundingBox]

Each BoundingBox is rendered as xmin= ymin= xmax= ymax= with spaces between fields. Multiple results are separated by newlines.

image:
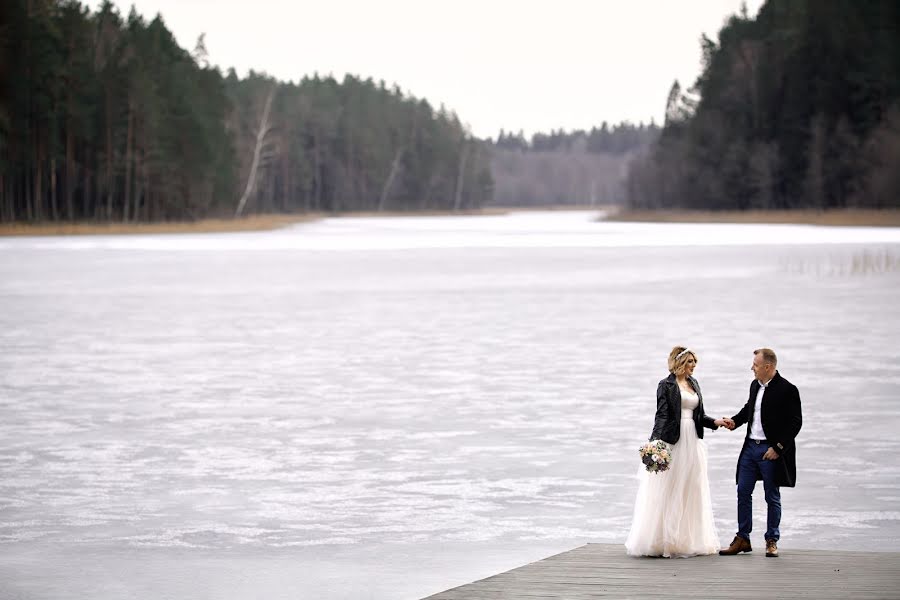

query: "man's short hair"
xmin=754 ymin=348 xmax=777 ymax=366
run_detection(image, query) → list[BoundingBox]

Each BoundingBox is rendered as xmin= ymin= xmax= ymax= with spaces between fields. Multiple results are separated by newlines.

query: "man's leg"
xmin=759 ymin=445 xmax=782 ymax=542
xmin=736 ymin=441 xmax=759 ymax=541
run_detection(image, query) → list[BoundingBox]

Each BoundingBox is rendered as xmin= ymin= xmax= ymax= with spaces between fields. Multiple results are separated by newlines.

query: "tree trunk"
xmin=0 ymin=173 xmax=5 ymax=222
xmin=50 ymin=157 xmax=58 ymax=220
xmin=25 ymin=157 xmax=33 ymax=221
xmin=453 ymin=142 xmax=469 ymax=211
xmin=378 ymin=147 xmax=403 ymax=212
xmin=132 ymin=143 xmax=142 ymax=221
xmin=142 ymin=150 xmax=151 ymax=221
xmin=65 ymin=121 xmax=75 ymax=220
xmin=313 ymin=131 xmax=321 ymax=211
xmin=235 ymin=85 xmax=276 ymax=217
xmin=93 ymin=159 xmax=101 ymax=219
xmin=83 ymin=164 xmax=91 ymax=221
xmin=123 ymin=102 xmax=134 ymax=222
xmin=281 ymin=147 xmax=290 ymax=212
xmin=106 ymin=90 xmax=113 ymax=220
xmin=34 ymin=140 xmax=43 ymax=221
xmin=805 ymin=115 xmax=827 ymax=208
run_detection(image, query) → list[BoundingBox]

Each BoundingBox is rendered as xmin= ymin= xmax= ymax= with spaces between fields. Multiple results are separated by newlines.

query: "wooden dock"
xmin=423 ymin=543 xmax=900 ymax=599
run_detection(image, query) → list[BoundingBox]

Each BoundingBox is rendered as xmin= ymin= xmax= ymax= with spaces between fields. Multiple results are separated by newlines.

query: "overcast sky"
xmin=88 ymin=0 xmax=765 ymax=139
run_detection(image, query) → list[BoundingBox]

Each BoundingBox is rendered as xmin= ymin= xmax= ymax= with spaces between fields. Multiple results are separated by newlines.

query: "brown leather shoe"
xmin=719 ymin=535 xmax=752 ymax=555
xmin=766 ymin=539 xmax=778 ymax=557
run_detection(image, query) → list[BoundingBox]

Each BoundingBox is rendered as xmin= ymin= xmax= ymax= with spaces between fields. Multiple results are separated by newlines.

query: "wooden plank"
xmin=423 ymin=543 xmax=900 ymax=599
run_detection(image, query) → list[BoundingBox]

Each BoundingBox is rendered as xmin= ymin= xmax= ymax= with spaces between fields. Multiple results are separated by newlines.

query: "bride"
xmin=625 ymin=346 xmax=727 ymax=557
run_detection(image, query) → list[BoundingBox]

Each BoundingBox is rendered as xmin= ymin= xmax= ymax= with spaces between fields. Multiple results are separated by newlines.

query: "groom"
xmin=719 ymin=348 xmax=802 ymax=558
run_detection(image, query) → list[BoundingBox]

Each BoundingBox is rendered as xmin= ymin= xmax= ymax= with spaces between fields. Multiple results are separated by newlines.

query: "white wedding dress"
xmin=625 ymin=389 xmax=719 ymax=557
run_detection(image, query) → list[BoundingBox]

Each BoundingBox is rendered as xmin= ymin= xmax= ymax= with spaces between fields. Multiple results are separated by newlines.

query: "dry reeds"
xmin=780 ymin=249 xmax=900 ymax=277
xmin=0 ymin=214 xmax=324 ymax=237
xmin=0 ymin=208 xmax=521 ymax=237
xmin=604 ymin=209 xmax=900 ymax=227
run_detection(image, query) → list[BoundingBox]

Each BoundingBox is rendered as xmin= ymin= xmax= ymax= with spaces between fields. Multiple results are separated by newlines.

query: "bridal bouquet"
xmin=639 ymin=440 xmax=672 ymax=473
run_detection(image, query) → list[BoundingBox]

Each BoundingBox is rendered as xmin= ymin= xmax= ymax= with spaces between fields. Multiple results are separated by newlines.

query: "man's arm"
xmin=731 ymin=382 xmax=755 ymax=428
xmin=731 ymin=402 xmax=750 ymax=429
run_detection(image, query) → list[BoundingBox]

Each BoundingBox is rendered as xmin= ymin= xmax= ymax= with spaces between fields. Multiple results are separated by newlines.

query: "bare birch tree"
xmin=235 ymin=84 xmax=276 ymax=217
xmin=378 ymin=147 xmax=404 ymax=211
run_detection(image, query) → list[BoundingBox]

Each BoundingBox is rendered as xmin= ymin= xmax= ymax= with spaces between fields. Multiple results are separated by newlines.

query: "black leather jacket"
xmin=650 ymin=373 xmax=718 ymax=444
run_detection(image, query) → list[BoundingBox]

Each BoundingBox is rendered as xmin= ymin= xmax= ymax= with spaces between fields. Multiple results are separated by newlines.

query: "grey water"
xmin=2 ymin=211 xmax=899 ymax=599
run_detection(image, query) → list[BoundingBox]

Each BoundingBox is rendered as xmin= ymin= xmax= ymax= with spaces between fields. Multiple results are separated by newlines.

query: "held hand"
xmin=763 ymin=447 xmax=779 ymax=460
xmin=715 ymin=417 xmax=736 ymax=430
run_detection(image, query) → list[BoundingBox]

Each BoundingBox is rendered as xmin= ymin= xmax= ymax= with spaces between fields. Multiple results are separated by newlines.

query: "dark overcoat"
xmin=731 ymin=371 xmax=803 ymax=487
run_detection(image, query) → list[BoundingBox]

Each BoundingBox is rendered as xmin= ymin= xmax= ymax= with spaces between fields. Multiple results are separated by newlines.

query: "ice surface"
xmin=1 ymin=211 xmax=899 ymax=598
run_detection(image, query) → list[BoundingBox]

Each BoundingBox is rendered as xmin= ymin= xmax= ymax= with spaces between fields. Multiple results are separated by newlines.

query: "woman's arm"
xmin=692 ymin=378 xmax=718 ymax=430
xmin=649 ymin=381 xmax=669 ymax=440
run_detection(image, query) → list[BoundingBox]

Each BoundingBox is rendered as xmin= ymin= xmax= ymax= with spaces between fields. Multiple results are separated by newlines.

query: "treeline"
xmin=627 ymin=0 xmax=900 ymax=210
xmin=495 ymin=122 xmax=659 ymax=155
xmin=0 ymin=0 xmax=492 ymax=223
xmin=490 ymin=123 xmax=659 ymax=206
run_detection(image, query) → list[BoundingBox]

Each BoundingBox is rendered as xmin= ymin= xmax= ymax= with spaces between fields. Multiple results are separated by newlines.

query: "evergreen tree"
xmin=627 ymin=0 xmax=900 ymax=210
xmin=2 ymin=0 xmax=494 ymax=223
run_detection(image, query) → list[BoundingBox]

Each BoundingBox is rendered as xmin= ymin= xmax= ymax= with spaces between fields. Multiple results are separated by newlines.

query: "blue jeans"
xmin=737 ymin=439 xmax=781 ymax=542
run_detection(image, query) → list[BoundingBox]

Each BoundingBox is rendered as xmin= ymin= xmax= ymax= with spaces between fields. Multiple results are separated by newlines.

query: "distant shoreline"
xmin=0 ymin=209 xmax=514 ymax=237
xmin=0 ymin=214 xmax=322 ymax=237
xmin=604 ymin=208 xmax=900 ymax=227
xmin=0 ymin=206 xmax=616 ymax=237
xmin=5 ymin=206 xmax=897 ymax=237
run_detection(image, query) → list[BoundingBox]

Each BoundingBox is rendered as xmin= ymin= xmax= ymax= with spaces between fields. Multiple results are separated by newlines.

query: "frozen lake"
xmin=2 ymin=210 xmax=900 ymax=599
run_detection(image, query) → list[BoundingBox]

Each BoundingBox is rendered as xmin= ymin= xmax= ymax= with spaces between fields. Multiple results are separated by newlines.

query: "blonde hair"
xmin=668 ymin=346 xmax=698 ymax=375
xmin=754 ymin=347 xmax=777 ymax=366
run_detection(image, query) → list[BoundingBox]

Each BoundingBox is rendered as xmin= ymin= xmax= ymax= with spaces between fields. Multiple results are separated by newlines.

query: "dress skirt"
xmin=624 ymin=408 xmax=719 ymax=557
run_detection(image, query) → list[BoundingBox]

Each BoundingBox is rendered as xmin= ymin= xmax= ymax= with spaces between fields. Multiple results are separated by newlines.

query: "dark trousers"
xmin=737 ymin=439 xmax=781 ymax=542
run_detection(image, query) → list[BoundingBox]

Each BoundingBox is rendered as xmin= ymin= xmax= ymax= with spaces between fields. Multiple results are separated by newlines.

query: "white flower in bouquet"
xmin=638 ymin=440 xmax=672 ymax=473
